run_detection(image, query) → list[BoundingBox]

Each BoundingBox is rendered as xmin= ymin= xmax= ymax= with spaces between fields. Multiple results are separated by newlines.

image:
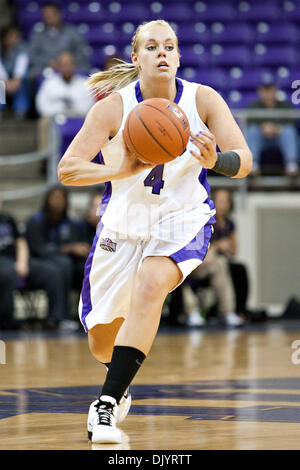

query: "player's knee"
xmin=88 ymin=330 xmax=112 ymax=363
xmin=89 ymin=340 xmax=111 ymax=363
xmin=135 ymin=273 xmax=168 ymax=305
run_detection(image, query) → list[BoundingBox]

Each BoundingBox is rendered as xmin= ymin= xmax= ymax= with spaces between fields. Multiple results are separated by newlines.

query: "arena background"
xmin=1 ymin=0 xmax=300 ymax=317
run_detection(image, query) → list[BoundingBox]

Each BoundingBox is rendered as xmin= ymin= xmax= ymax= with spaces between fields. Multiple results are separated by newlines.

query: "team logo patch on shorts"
xmin=99 ymin=237 xmax=117 ymax=252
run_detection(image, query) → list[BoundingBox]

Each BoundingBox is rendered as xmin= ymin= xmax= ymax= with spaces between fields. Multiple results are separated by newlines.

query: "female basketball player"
xmin=58 ymin=20 xmax=252 ymax=443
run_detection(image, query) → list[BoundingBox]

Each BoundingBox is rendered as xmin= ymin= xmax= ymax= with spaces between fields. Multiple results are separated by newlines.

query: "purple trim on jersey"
xmin=135 ymin=81 xmax=143 ymax=103
xmin=169 ymin=217 xmax=215 ymax=265
xmin=174 ymin=78 xmax=184 ymax=104
xmin=80 ymin=152 xmax=112 ymax=332
xmin=198 ymin=167 xmax=216 ymax=220
xmin=134 ymin=78 xmax=184 ymax=104
xmin=199 ymin=168 xmax=210 ymax=194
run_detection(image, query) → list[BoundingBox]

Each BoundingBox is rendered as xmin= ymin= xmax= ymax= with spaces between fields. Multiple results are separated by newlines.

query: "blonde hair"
xmin=87 ymin=19 xmax=179 ymax=96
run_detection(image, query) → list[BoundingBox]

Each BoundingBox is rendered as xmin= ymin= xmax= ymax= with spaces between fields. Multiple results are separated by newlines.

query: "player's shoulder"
xmin=180 ymin=77 xmax=222 ymax=107
xmin=88 ymin=92 xmax=124 ymax=135
xmin=92 ymin=92 xmax=123 ymax=112
xmin=86 ymin=92 xmax=123 ymax=130
xmin=88 ymin=81 xmax=138 ymax=131
xmin=195 ymin=83 xmax=222 ymax=101
xmin=195 ymin=84 xmax=228 ymax=123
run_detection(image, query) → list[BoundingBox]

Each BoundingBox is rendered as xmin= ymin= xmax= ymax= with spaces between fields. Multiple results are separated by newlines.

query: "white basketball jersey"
xmin=100 ymin=78 xmax=216 ymax=241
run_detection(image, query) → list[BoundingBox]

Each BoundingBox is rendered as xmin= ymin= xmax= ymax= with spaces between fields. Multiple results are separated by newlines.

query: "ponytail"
xmin=87 ymin=58 xmax=138 ymax=96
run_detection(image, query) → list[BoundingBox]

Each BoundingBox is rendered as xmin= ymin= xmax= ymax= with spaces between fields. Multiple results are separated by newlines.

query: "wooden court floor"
xmin=1 ymin=320 xmax=300 ymax=450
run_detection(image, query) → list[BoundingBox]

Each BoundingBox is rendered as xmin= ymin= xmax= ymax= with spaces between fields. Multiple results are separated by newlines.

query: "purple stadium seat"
xmin=81 ymin=23 xmax=119 ymax=47
xmin=17 ymin=4 xmax=42 ymax=32
xmin=194 ymin=68 xmax=229 ymax=90
xmin=179 ymin=45 xmax=210 ymax=67
xmin=177 ymin=67 xmax=228 ymax=91
xmin=91 ymin=45 xmax=119 ymax=68
xmin=122 ymin=44 xmax=135 ymax=61
xmin=276 ymin=68 xmax=300 ymax=90
xmin=193 ymin=3 xmax=237 ymax=22
xmin=228 ymin=68 xmax=274 ymax=90
xmin=210 ymin=23 xmax=255 ymax=44
xmin=210 ymin=45 xmax=251 ymax=68
xmin=177 ymin=23 xmax=211 ymax=45
xmin=64 ymin=3 xmax=105 ymax=24
xmin=226 ymin=90 xmax=258 ymax=109
xmin=55 ymin=117 xmax=85 ymax=157
xmin=282 ymin=2 xmax=300 ymax=21
xmin=105 ymin=3 xmax=149 ymax=23
xmin=255 ymin=23 xmax=299 ymax=44
xmin=253 ymin=46 xmax=299 ymax=67
xmin=148 ymin=4 xmax=192 ymax=22
xmin=118 ymin=22 xmax=138 ymax=45
xmin=237 ymin=4 xmax=281 ymax=22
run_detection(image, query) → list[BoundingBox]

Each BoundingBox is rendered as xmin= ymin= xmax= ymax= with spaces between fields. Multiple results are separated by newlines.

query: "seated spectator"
xmin=246 ymin=74 xmax=299 ymax=176
xmin=212 ymin=188 xmax=249 ymax=320
xmin=0 ymin=24 xmax=30 ymax=118
xmin=25 ymin=185 xmax=90 ymax=328
xmin=183 ymin=189 xmax=247 ymax=328
xmin=184 ymin=245 xmax=242 ymax=327
xmin=0 ymin=195 xmax=66 ymax=330
xmin=29 ymin=1 xmax=90 ymax=81
xmin=35 ymin=51 xmax=95 ymax=117
xmin=77 ymin=191 xmax=103 ymax=245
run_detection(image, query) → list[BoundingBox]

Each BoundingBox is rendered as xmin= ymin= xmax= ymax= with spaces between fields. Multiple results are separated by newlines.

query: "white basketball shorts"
xmin=78 ymin=214 xmax=215 ymax=332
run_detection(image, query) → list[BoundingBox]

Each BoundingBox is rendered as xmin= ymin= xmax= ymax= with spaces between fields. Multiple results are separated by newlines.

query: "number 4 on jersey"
xmin=143 ymin=164 xmax=165 ymax=195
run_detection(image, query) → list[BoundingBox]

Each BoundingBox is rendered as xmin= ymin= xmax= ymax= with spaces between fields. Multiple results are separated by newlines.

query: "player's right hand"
xmin=118 ymin=133 xmax=155 ymax=178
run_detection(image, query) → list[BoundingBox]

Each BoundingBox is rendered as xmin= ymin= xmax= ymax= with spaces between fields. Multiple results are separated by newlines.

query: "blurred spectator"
xmin=25 ymin=185 xmax=90 ymax=328
xmin=35 ymin=52 xmax=95 ymax=117
xmin=183 ymin=189 xmax=247 ymax=328
xmin=246 ymin=75 xmax=299 ymax=176
xmin=0 ymin=24 xmax=30 ymax=118
xmin=211 ymin=189 xmax=249 ymax=320
xmin=29 ymin=1 xmax=90 ymax=80
xmin=74 ymin=190 xmax=103 ymax=289
xmin=0 ymin=195 xmax=66 ymax=330
xmin=184 ymin=246 xmax=243 ymax=327
xmin=76 ymin=191 xmax=103 ymax=246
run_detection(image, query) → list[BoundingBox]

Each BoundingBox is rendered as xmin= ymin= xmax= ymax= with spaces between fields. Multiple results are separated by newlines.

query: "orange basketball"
xmin=123 ymin=98 xmax=190 ymax=165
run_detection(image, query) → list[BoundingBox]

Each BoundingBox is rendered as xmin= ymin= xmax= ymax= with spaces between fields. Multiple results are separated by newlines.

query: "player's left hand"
xmin=190 ymin=130 xmax=218 ymax=169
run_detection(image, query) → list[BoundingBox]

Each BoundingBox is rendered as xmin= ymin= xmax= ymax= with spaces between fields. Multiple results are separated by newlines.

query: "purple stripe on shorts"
xmin=80 ymin=155 xmax=112 ymax=332
xmin=169 ymin=217 xmax=215 ymax=265
xmin=80 ymin=222 xmax=103 ymax=332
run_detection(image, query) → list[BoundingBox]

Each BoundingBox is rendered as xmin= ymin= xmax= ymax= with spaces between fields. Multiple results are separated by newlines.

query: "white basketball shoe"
xmin=88 ymin=388 xmax=131 ymax=442
xmin=88 ymin=395 xmax=122 ymax=444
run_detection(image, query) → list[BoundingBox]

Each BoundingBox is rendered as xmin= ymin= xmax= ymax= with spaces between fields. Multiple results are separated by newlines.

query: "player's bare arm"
xmin=191 ymin=85 xmax=253 ymax=178
xmin=57 ymin=93 xmax=153 ymax=186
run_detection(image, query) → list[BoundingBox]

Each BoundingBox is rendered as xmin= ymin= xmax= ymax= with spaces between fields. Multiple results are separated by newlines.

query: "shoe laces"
xmin=95 ymin=400 xmax=115 ymax=426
